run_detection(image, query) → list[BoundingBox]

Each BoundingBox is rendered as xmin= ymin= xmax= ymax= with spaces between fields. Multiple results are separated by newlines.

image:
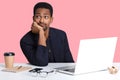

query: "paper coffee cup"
xmin=4 ymin=52 xmax=15 ymax=68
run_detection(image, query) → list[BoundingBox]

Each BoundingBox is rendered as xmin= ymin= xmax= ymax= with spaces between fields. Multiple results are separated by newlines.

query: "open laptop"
xmin=55 ymin=37 xmax=118 ymax=75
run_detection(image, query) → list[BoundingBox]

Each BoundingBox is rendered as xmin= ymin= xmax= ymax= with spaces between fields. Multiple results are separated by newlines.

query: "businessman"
xmin=20 ymin=2 xmax=74 ymax=66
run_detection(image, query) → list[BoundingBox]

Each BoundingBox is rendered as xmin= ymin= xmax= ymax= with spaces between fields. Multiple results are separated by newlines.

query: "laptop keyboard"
xmin=55 ymin=65 xmax=75 ymax=72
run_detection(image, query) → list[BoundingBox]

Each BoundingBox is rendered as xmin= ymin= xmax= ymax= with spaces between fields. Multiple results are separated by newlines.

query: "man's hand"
xmin=31 ymin=22 xmax=44 ymax=34
xmin=31 ymin=22 xmax=47 ymax=46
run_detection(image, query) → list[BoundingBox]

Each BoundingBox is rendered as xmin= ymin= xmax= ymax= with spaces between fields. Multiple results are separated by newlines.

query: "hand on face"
xmin=108 ymin=66 xmax=118 ymax=74
xmin=31 ymin=22 xmax=44 ymax=34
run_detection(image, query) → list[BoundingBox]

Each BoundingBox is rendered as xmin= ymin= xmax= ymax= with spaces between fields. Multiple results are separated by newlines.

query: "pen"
xmin=18 ymin=66 xmax=22 ymax=69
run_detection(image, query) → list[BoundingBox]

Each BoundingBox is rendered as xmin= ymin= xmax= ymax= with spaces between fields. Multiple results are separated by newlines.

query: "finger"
xmin=33 ymin=21 xmax=36 ymax=24
xmin=33 ymin=22 xmax=36 ymax=27
xmin=31 ymin=22 xmax=34 ymax=27
xmin=31 ymin=26 xmax=33 ymax=29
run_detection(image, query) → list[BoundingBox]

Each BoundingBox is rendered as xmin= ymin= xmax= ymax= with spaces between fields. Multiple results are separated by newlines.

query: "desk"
xmin=0 ymin=63 xmax=120 ymax=80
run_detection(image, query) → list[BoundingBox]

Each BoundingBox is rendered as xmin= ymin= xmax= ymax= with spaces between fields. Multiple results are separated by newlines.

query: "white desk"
xmin=0 ymin=63 xmax=120 ymax=80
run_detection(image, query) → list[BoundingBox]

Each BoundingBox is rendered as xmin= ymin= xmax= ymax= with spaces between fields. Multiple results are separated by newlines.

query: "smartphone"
xmin=29 ymin=68 xmax=43 ymax=73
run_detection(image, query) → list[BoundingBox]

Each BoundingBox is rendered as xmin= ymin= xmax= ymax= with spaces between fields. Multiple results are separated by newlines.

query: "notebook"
xmin=2 ymin=66 xmax=32 ymax=73
xmin=55 ymin=37 xmax=118 ymax=75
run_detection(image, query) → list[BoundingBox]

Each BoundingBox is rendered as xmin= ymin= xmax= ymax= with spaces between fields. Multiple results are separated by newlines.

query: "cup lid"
xmin=4 ymin=52 xmax=15 ymax=56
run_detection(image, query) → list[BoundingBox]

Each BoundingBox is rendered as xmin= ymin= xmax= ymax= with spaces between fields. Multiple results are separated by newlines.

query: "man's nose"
xmin=39 ymin=17 xmax=44 ymax=23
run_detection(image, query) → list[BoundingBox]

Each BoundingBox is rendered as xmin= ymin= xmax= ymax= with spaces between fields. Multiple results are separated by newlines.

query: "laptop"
xmin=55 ymin=37 xmax=118 ymax=75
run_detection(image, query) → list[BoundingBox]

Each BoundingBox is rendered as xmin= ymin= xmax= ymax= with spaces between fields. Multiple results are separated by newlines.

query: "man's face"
xmin=33 ymin=8 xmax=53 ymax=31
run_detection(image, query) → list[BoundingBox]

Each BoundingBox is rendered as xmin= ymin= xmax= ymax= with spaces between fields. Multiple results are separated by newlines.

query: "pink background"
xmin=0 ymin=0 xmax=120 ymax=63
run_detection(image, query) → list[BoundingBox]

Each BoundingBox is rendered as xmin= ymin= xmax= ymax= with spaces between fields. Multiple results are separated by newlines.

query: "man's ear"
xmin=50 ymin=17 xmax=53 ymax=23
xmin=33 ymin=16 xmax=35 ymax=21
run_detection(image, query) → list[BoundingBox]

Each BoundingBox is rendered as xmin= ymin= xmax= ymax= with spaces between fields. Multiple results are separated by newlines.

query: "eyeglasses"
xmin=29 ymin=68 xmax=54 ymax=78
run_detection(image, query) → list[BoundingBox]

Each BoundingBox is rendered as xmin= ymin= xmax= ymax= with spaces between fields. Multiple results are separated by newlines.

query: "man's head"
xmin=33 ymin=2 xmax=53 ymax=31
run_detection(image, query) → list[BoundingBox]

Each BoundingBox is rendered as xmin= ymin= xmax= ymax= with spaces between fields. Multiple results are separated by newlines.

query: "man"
xmin=20 ymin=2 xmax=74 ymax=66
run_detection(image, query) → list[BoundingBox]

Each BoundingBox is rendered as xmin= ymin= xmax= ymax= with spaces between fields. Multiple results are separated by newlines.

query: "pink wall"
xmin=0 ymin=0 xmax=120 ymax=62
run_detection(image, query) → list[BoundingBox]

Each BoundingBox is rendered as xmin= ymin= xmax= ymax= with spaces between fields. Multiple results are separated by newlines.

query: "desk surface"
xmin=0 ymin=63 xmax=120 ymax=80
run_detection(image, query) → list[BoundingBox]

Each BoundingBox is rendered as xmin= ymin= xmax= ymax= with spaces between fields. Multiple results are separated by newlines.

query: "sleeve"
xmin=63 ymin=32 xmax=74 ymax=62
xmin=20 ymin=39 xmax=49 ymax=66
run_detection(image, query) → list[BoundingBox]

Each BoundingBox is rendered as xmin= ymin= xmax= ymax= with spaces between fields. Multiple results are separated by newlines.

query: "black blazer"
xmin=20 ymin=27 xmax=74 ymax=66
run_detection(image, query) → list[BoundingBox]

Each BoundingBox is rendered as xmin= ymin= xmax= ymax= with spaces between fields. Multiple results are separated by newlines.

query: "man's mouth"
xmin=38 ymin=23 xmax=46 ymax=27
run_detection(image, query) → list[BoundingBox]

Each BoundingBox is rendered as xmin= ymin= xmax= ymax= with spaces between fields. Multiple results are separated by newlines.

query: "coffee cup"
xmin=4 ymin=52 xmax=15 ymax=68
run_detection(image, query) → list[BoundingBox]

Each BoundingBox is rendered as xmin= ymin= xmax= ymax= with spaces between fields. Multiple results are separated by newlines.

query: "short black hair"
xmin=34 ymin=2 xmax=53 ymax=17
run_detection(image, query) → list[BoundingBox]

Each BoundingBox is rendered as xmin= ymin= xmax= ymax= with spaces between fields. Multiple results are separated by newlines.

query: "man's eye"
xmin=35 ymin=16 xmax=41 ymax=19
xmin=44 ymin=16 xmax=49 ymax=19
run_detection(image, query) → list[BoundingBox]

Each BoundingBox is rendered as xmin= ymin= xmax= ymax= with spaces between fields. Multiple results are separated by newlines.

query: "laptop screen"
xmin=75 ymin=37 xmax=118 ymax=74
